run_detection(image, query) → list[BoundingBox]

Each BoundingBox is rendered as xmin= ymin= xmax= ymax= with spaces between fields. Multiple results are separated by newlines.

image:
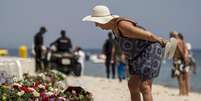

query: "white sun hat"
xmin=163 ymin=38 xmax=177 ymax=59
xmin=82 ymin=5 xmax=119 ymax=24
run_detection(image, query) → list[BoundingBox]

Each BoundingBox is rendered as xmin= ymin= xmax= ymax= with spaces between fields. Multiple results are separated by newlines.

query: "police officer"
xmin=51 ymin=30 xmax=72 ymax=53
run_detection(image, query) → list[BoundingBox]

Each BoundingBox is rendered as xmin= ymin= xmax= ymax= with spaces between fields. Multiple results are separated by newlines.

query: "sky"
xmin=0 ymin=0 xmax=200 ymax=49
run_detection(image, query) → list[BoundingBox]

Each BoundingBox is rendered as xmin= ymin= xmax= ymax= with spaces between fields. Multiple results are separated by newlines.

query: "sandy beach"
xmin=0 ymin=57 xmax=201 ymax=101
xmin=66 ymin=76 xmax=201 ymax=101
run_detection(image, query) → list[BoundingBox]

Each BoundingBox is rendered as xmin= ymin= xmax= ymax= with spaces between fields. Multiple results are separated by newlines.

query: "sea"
xmin=7 ymin=48 xmax=201 ymax=93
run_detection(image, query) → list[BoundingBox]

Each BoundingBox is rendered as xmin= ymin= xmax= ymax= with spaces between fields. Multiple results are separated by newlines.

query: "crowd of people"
xmin=33 ymin=27 xmax=86 ymax=76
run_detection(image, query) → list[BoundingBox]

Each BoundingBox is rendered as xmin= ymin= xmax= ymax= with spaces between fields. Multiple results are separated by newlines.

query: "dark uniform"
xmin=103 ymin=32 xmax=116 ymax=79
xmin=51 ymin=30 xmax=72 ymax=53
xmin=34 ymin=27 xmax=46 ymax=72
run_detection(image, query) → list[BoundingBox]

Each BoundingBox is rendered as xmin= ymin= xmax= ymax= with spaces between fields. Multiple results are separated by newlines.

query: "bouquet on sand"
xmin=0 ymin=71 xmax=93 ymax=101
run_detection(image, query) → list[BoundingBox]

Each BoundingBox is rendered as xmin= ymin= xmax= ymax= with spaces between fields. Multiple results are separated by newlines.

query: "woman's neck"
xmin=109 ymin=18 xmax=118 ymax=31
xmin=110 ymin=18 xmax=120 ymax=36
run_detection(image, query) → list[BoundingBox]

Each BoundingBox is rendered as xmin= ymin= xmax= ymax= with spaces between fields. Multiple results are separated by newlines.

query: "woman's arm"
xmin=177 ymin=40 xmax=189 ymax=66
xmin=111 ymin=45 xmax=116 ymax=63
xmin=118 ymin=20 xmax=166 ymax=46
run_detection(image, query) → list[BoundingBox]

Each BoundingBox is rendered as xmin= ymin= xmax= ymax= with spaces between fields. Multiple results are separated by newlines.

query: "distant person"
xmin=84 ymin=52 xmax=90 ymax=61
xmin=34 ymin=26 xmax=47 ymax=72
xmin=170 ymin=31 xmax=190 ymax=96
xmin=82 ymin=5 xmax=172 ymax=101
xmin=117 ymin=52 xmax=127 ymax=82
xmin=74 ymin=46 xmax=86 ymax=76
xmin=178 ymin=33 xmax=196 ymax=74
xmin=102 ymin=32 xmax=116 ymax=79
xmin=50 ymin=30 xmax=72 ymax=53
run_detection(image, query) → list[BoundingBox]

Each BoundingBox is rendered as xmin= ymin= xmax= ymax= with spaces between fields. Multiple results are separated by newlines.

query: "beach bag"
xmin=163 ymin=38 xmax=177 ymax=59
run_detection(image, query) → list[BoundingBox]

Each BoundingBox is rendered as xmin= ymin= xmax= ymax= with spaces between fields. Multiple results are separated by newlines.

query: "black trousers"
xmin=105 ymin=53 xmax=116 ymax=78
xmin=34 ymin=46 xmax=44 ymax=72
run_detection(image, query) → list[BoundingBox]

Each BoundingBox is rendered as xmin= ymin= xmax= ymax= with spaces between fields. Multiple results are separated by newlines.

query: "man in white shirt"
xmin=74 ymin=46 xmax=86 ymax=76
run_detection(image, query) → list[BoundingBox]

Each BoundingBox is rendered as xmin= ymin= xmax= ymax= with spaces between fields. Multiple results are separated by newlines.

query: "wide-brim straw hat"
xmin=82 ymin=5 xmax=119 ymax=24
xmin=163 ymin=38 xmax=177 ymax=59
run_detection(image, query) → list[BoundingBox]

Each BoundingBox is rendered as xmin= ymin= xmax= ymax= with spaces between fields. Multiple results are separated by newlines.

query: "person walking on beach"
xmin=34 ymin=26 xmax=47 ymax=72
xmin=170 ymin=32 xmax=190 ymax=96
xmin=82 ymin=5 xmax=169 ymax=101
xmin=102 ymin=32 xmax=116 ymax=79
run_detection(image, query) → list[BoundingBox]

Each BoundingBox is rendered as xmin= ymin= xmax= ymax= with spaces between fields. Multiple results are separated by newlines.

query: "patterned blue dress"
xmin=114 ymin=18 xmax=163 ymax=80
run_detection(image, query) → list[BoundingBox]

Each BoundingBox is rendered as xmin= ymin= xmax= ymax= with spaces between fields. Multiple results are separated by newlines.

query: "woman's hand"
xmin=159 ymin=38 xmax=168 ymax=48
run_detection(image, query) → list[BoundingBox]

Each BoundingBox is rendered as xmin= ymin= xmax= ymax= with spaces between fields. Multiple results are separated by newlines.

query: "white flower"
xmin=55 ymin=81 xmax=65 ymax=90
xmin=48 ymin=87 xmax=54 ymax=91
xmin=33 ymin=91 xmax=40 ymax=97
xmin=58 ymin=97 xmax=66 ymax=100
xmin=38 ymin=73 xmax=46 ymax=80
xmin=12 ymin=77 xmax=19 ymax=82
xmin=13 ymin=83 xmax=22 ymax=88
xmin=53 ymin=88 xmax=61 ymax=95
xmin=46 ymin=92 xmax=54 ymax=96
xmin=27 ymin=87 xmax=35 ymax=92
xmin=17 ymin=91 xmax=25 ymax=96
xmin=38 ymin=84 xmax=45 ymax=89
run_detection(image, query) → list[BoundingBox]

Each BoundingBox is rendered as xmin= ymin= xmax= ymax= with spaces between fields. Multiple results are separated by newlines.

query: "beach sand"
xmin=1 ymin=57 xmax=200 ymax=101
xmin=66 ymin=76 xmax=201 ymax=101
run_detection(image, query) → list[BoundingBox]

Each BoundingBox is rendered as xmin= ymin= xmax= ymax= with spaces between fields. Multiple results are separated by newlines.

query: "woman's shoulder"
xmin=115 ymin=17 xmax=137 ymax=25
xmin=115 ymin=17 xmax=146 ymax=30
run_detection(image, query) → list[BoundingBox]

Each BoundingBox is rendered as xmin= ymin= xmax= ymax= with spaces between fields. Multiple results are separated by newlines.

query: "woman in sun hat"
xmin=82 ymin=5 xmax=176 ymax=101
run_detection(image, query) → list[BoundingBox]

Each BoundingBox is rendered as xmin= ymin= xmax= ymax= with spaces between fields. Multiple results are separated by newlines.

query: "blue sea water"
xmin=7 ymin=48 xmax=201 ymax=93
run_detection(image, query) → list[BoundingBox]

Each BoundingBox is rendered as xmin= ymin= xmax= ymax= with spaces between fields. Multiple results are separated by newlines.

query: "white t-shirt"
xmin=75 ymin=50 xmax=85 ymax=68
